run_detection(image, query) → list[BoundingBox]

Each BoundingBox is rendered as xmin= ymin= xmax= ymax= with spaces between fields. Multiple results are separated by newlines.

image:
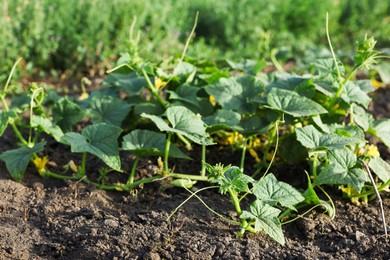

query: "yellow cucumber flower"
xmin=33 ymin=156 xmax=49 ymax=173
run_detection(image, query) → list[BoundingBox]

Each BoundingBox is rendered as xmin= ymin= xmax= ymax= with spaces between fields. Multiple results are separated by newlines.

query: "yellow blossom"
xmin=33 ymin=156 xmax=49 ymax=173
xmin=68 ymin=160 xmax=78 ymax=172
xmin=249 ymin=148 xmax=261 ymax=163
xmin=209 ymin=95 xmax=216 ymax=106
xmin=154 ymin=77 xmax=166 ymax=89
xmin=366 ymin=144 xmax=380 ymax=157
xmin=78 ymin=92 xmax=89 ymax=101
xmin=371 ymin=79 xmax=383 ymax=89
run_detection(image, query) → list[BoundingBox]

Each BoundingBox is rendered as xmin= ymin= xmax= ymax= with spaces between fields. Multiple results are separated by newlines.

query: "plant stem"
xmin=361 ymin=159 xmax=387 ymax=236
xmin=168 ymin=172 xmax=208 ymax=182
xmin=312 ymin=153 xmax=318 ymax=178
xmin=128 ymin=156 xmax=139 ymax=184
xmin=200 ymin=144 xmax=206 ymax=177
xmin=240 ymin=137 xmax=247 ymax=172
xmin=176 ymin=133 xmax=192 ymax=150
xmin=164 ymin=132 xmax=172 ymax=174
xmin=80 ymin=152 xmax=87 ymax=176
xmin=142 ymin=68 xmax=168 ymax=109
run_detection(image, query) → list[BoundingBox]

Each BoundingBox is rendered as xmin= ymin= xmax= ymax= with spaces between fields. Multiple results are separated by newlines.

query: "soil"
xmin=0 ymin=83 xmax=389 ymax=259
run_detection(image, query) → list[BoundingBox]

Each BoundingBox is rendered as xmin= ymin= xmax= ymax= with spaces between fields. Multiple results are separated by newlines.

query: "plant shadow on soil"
xmin=0 ymin=86 xmax=389 ymax=260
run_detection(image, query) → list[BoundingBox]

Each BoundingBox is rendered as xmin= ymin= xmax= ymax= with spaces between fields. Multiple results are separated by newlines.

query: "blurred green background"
xmin=1 ymin=0 xmax=389 ymax=82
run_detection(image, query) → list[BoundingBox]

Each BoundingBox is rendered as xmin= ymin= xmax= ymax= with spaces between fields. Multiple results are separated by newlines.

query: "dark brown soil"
xmin=0 ymin=85 xmax=389 ymax=260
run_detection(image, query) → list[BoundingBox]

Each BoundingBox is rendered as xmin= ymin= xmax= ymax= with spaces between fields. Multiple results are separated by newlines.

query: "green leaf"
xmin=253 ymin=174 xmax=304 ymax=210
xmin=351 ymin=105 xmax=374 ymax=131
xmin=0 ymin=142 xmax=45 ymax=181
xmin=232 ymin=114 xmax=275 ymax=136
xmin=203 ymin=110 xmax=241 ymax=133
xmin=0 ymin=110 xmax=17 ymax=136
xmin=121 ymin=129 xmax=190 ymax=159
xmin=312 ymin=58 xmax=345 ymax=82
xmin=142 ymin=106 xmax=214 ymax=145
xmin=268 ymin=74 xmax=315 ymax=98
xmin=209 ymin=166 xmax=253 ymax=194
xmin=61 ymin=123 xmax=122 ymax=171
xmin=89 ymin=94 xmax=132 ymax=126
xmin=267 ymin=88 xmax=327 ymax=117
xmin=296 ymin=125 xmax=360 ymax=150
xmin=369 ymin=156 xmax=390 ymax=183
xmin=369 ymin=119 xmax=390 ymax=148
xmin=241 ymin=200 xmax=284 ymax=245
xmin=173 ymin=62 xmax=196 ymax=82
xmin=341 ymin=81 xmax=371 ymax=109
xmin=314 ymin=148 xmax=368 ymax=192
xmin=52 ymin=98 xmax=84 ymax=132
xmin=205 ymin=76 xmax=265 ymax=114
xmin=168 ymin=84 xmax=200 ymax=107
xmin=104 ymin=71 xmax=146 ymax=95
xmin=31 ymin=115 xmax=64 ymax=142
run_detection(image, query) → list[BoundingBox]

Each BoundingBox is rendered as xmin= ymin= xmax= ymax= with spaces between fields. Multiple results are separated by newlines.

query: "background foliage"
xmin=1 ymin=0 xmax=389 ymax=82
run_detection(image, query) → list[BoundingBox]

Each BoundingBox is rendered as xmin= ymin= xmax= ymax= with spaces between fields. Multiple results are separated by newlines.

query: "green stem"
xmin=200 ymin=144 xmax=206 ymax=176
xmin=142 ymin=68 xmax=168 ymax=109
xmin=128 ymin=156 xmax=139 ymax=184
xmin=3 ymin=58 xmax=22 ymax=93
xmin=42 ymin=170 xmax=82 ymax=180
xmin=176 ymin=133 xmax=192 ymax=150
xmin=168 ymin=172 xmax=208 ymax=182
xmin=240 ymin=137 xmax=247 ymax=172
xmin=312 ymin=153 xmax=318 ymax=178
xmin=164 ymin=132 xmax=172 ymax=174
xmin=81 ymin=152 xmax=87 ymax=176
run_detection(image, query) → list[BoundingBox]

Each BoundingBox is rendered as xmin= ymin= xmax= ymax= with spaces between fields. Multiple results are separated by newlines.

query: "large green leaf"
xmin=0 ymin=110 xmax=17 ymax=136
xmin=52 ymin=98 xmax=84 ymax=132
xmin=314 ymin=148 xmax=368 ymax=192
xmin=253 ymin=174 xmax=304 ymax=210
xmin=0 ymin=142 xmax=46 ymax=181
xmin=312 ymin=58 xmax=345 ymax=82
xmin=141 ymin=106 xmax=214 ymax=145
xmin=352 ymin=105 xmax=374 ymax=131
xmin=121 ymin=129 xmax=190 ymax=159
xmin=202 ymin=110 xmax=241 ymax=133
xmin=267 ymin=88 xmax=327 ymax=117
xmin=369 ymin=156 xmax=390 ymax=183
xmin=104 ymin=71 xmax=147 ymax=95
xmin=232 ymin=114 xmax=275 ymax=136
xmin=369 ymin=119 xmax=390 ymax=148
xmin=240 ymin=200 xmax=284 ymax=245
xmin=89 ymin=94 xmax=132 ymax=126
xmin=341 ymin=81 xmax=371 ymax=109
xmin=268 ymin=74 xmax=315 ymax=98
xmin=61 ymin=123 xmax=122 ymax=171
xmin=31 ymin=115 xmax=64 ymax=141
xmin=296 ymin=125 xmax=360 ymax=150
xmin=168 ymin=84 xmax=200 ymax=107
xmin=204 ymin=75 xmax=264 ymax=114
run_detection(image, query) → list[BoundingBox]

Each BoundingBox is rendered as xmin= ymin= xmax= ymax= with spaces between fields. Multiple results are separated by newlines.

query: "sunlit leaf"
xmin=267 ymin=88 xmax=327 ymax=117
xmin=241 ymin=200 xmax=284 ymax=245
xmin=31 ymin=115 xmax=64 ymax=141
xmin=142 ymin=106 xmax=214 ymax=145
xmin=253 ymin=174 xmax=304 ymax=210
xmin=369 ymin=156 xmax=390 ymax=183
xmin=61 ymin=123 xmax=122 ymax=171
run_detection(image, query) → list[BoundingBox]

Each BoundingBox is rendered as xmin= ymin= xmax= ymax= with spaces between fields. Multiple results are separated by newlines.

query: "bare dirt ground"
xmin=0 ymin=86 xmax=389 ymax=260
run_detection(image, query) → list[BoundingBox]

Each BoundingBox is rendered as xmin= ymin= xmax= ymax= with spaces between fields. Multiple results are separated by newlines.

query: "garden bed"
xmin=0 ymin=86 xmax=389 ymax=259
